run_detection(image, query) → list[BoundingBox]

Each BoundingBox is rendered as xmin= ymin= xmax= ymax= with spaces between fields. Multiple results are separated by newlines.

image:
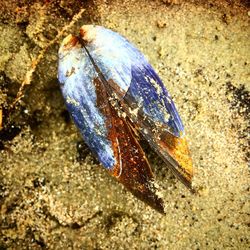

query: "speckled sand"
xmin=0 ymin=0 xmax=249 ymax=249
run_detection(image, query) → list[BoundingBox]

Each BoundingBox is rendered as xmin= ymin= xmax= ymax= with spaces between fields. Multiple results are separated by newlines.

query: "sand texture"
xmin=0 ymin=0 xmax=249 ymax=249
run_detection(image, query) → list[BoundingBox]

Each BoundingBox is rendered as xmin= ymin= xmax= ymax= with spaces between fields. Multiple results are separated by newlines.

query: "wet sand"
xmin=0 ymin=0 xmax=249 ymax=249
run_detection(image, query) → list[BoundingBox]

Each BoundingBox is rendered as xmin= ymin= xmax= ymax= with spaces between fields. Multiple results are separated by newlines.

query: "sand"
xmin=0 ymin=0 xmax=249 ymax=249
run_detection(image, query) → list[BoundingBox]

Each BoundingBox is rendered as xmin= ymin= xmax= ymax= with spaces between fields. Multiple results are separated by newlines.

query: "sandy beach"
xmin=0 ymin=0 xmax=249 ymax=249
